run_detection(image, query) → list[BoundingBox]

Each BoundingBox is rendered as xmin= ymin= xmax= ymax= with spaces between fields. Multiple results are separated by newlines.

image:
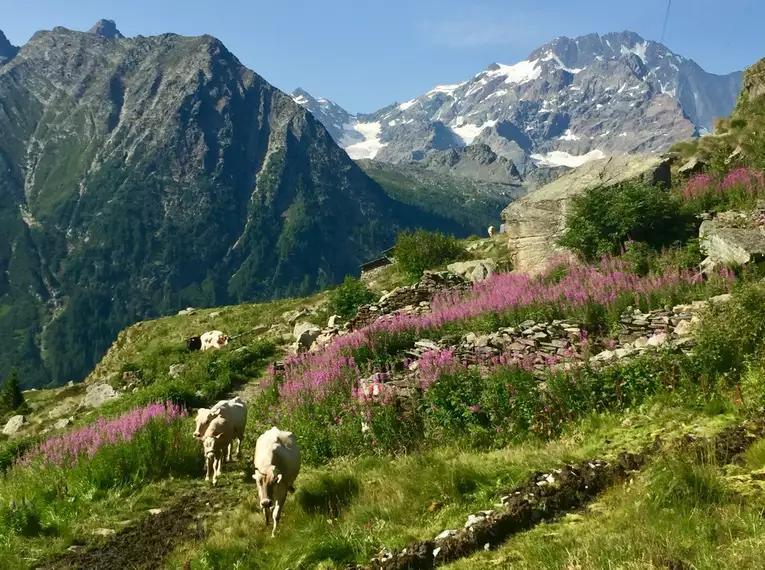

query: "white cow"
xmin=252 ymin=427 xmax=301 ymax=537
xmin=488 ymin=225 xmax=495 ymax=238
xmin=193 ymin=397 xmax=247 ymax=462
xmin=200 ymin=330 xmax=230 ymax=351
xmin=201 ymin=416 xmax=235 ymax=486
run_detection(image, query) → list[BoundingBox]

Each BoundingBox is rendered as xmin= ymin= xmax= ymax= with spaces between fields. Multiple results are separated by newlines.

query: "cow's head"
xmin=252 ymin=465 xmax=282 ymax=508
xmin=217 ymin=334 xmax=230 ymax=346
xmin=203 ymin=436 xmax=217 ymax=458
xmin=193 ymin=407 xmax=221 ymax=438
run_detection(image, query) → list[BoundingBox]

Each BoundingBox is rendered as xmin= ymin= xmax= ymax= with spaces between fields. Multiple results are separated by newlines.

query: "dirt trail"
xmin=36 ymin=478 xmax=247 ymax=570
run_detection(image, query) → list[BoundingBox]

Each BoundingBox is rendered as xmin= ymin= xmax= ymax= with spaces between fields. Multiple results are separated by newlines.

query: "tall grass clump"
xmin=681 ymin=167 xmax=765 ymax=213
xmin=7 ymin=401 xmax=200 ymax=496
xmin=394 ymin=229 xmax=465 ymax=280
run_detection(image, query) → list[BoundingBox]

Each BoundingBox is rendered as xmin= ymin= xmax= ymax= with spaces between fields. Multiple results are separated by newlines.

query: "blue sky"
xmin=3 ymin=0 xmax=762 ymax=113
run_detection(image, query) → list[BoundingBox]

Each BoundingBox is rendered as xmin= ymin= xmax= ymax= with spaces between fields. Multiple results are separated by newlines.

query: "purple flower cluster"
xmin=418 ymin=348 xmax=462 ymax=389
xmin=277 ymin=256 xmax=723 ymax=405
xmin=682 ymin=173 xmax=717 ymax=202
xmin=16 ymin=401 xmax=186 ymax=469
xmin=682 ymin=168 xmax=765 ymax=203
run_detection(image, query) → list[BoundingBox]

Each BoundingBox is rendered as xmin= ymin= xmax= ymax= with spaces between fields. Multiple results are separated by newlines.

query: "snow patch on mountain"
xmin=531 ymin=149 xmax=607 ymax=167
xmin=344 ymin=122 xmax=387 ymax=160
xmin=451 ymin=118 xmax=498 ymax=145
xmin=485 ymin=60 xmax=542 ymax=85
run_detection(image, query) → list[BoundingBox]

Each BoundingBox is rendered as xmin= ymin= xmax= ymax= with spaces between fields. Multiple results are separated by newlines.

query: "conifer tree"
xmin=1 ymin=370 xmax=24 ymax=411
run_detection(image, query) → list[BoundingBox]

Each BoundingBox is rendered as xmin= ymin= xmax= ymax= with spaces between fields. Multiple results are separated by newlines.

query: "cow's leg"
xmin=205 ymin=456 xmax=212 ymax=483
xmin=271 ymin=499 xmax=284 ymax=538
xmin=234 ymin=438 xmax=241 ymax=460
xmin=226 ymin=442 xmax=232 ymax=462
xmin=263 ymin=506 xmax=272 ymax=529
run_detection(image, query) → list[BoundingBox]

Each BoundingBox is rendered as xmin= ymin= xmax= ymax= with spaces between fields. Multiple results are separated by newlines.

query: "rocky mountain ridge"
xmin=293 ymin=31 xmax=743 ymax=175
xmin=0 ymin=21 xmax=461 ymax=388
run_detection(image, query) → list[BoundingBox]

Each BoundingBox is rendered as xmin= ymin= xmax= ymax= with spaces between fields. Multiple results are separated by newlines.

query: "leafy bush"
xmin=693 ymin=283 xmax=765 ymax=382
xmin=559 ymin=182 xmax=695 ymax=261
xmin=394 ymin=229 xmax=464 ymax=279
xmin=622 ymin=239 xmax=703 ymax=276
xmin=328 ymin=276 xmax=376 ymax=320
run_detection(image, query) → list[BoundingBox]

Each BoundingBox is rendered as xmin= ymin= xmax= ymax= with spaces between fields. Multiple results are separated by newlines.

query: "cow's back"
xmin=255 ymin=428 xmax=300 ymax=482
xmin=212 ymin=398 xmax=247 ymax=434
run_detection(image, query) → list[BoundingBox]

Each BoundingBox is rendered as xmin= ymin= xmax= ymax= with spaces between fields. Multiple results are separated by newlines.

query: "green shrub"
xmin=394 ymin=229 xmax=464 ymax=280
xmin=559 ymin=182 xmax=695 ymax=261
xmin=328 ymin=276 xmax=376 ymax=320
xmin=693 ymin=283 xmax=765 ymax=382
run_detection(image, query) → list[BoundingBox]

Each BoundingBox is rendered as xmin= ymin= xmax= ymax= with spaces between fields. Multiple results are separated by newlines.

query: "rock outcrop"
xmin=446 ymin=259 xmax=497 ymax=282
xmin=80 ymin=383 xmax=122 ymax=410
xmin=88 ymin=19 xmax=125 ymax=39
xmin=501 ymin=155 xmax=672 ymax=273
xmin=699 ymin=206 xmax=765 ymax=269
xmin=3 ymin=415 xmax=27 ymax=436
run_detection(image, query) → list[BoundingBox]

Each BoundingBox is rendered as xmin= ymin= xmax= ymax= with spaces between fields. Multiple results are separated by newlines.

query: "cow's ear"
xmin=275 ymin=473 xmax=283 ymax=484
xmin=210 ymin=408 xmax=221 ymax=418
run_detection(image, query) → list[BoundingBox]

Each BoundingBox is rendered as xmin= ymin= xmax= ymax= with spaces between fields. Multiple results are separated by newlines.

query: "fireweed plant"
xmin=682 ymin=167 xmax=765 ymax=213
xmin=4 ymin=402 xmax=199 ymax=501
xmin=249 ymin=257 xmax=733 ymax=463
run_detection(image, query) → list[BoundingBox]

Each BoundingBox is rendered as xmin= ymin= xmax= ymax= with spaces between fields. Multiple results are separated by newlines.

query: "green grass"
xmin=161 ymin=401 xmax=742 ymax=570
xmin=444 ymin=455 xmax=765 ymax=570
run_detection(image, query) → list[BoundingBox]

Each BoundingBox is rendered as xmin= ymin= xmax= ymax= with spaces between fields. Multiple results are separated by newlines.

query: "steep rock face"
xmin=501 ymin=155 xmax=672 ymax=273
xmin=88 ymin=19 xmax=124 ymax=39
xmin=0 ymin=31 xmax=19 ymax=65
xmin=0 ymin=25 xmax=455 ymax=387
xmin=294 ymin=31 xmax=741 ymax=174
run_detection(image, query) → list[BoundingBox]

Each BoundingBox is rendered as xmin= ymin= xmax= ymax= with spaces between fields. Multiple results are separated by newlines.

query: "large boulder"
xmin=3 ymin=415 xmax=27 ymax=436
xmin=293 ymin=322 xmax=322 ymax=350
xmin=80 ymin=383 xmax=121 ymax=410
xmin=447 ymin=259 xmax=497 ymax=282
xmin=501 ymin=155 xmax=672 ymax=273
xmin=699 ymin=219 xmax=765 ymax=267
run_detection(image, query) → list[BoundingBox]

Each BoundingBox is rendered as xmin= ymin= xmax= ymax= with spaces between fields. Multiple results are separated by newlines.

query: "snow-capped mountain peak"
xmin=293 ymin=31 xmax=742 ymax=172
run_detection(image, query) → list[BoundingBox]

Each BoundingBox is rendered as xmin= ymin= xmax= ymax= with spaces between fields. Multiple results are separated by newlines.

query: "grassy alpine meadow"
xmin=165 ymin=401 xmax=745 ymax=570
xmin=443 ymin=444 xmax=765 ymax=570
xmin=0 ymin=402 xmax=202 ymax=568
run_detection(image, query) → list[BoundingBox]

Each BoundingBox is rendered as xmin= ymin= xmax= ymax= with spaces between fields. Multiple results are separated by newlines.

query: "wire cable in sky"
xmin=660 ymin=0 xmax=672 ymax=44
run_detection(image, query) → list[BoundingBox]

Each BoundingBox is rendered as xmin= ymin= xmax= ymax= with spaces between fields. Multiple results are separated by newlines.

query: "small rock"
xmin=80 ymin=383 xmax=122 ymax=409
xmin=149 ymin=508 xmax=163 ymax=515
xmin=433 ymin=547 xmax=442 ymax=557
xmin=327 ymin=314 xmax=341 ymax=328
xmin=475 ymin=335 xmax=491 ymax=348
xmin=2 ymin=415 xmax=27 ymax=436
xmin=208 ymin=311 xmax=221 ymax=318
xmin=435 ymin=529 xmax=458 ymax=540
xmin=710 ymin=293 xmax=733 ymax=304
xmin=647 ymin=333 xmax=668 ymax=347
xmin=177 ymin=307 xmax=196 ymax=316
xmin=168 ymin=364 xmax=186 ymax=378
xmin=590 ymin=350 xmax=615 ymax=363
xmin=93 ymin=528 xmax=115 ymax=537
xmin=53 ymin=418 xmax=72 ymax=430
xmin=633 ymin=336 xmax=649 ymax=349
xmin=673 ymin=319 xmax=694 ymax=336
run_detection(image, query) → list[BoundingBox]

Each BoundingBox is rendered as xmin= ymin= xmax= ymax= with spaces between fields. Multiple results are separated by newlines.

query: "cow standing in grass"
xmin=253 ymin=427 xmax=301 ymax=537
xmin=200 ymin=330 xmax=230 ymax=350
xmin=193 ymin=397 xmax=247 ymax=462
xmin=201 ymin=416 xmax=236 ymax=486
